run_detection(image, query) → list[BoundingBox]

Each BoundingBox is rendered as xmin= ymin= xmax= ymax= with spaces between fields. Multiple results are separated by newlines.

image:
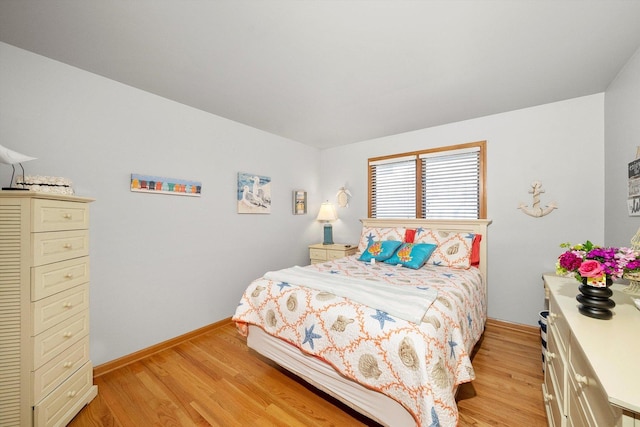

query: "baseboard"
xmin=486 ymin=317 xmax=539 ymax=337
xmin=93 ymin=317 xmax=234 ymax=377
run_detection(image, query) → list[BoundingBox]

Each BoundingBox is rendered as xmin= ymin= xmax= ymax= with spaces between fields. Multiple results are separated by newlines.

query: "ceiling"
xmin=1 ymin=1 xmax=640 ymax=149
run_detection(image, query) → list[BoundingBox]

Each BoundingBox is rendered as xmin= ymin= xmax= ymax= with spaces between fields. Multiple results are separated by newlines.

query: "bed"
xmin=232 ymin=218 xmax=491 ymax=427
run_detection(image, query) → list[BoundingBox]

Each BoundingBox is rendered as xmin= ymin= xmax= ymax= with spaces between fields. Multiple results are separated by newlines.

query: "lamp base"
xmin=322 ymin=223 xmax=334 ymax=245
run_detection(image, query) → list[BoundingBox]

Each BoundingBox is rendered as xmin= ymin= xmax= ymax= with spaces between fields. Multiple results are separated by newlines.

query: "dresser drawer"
xmin=32 ymin=336 xmax=90 ymax=404
xmin=32 ymin=256 xmax=90 ymax=301
xmin=33 ymin=361 xmax=94 ymax=427
xmin=32 ymin=199 xmax=90 ymax=232
xmin=310 ymin=248 xmax=327 ymax=261
xmin=33 ymin=310 xmax=89 ymax=369
xmin=542 ymin=374 xmax=563 ymax=427
xmin=548 ymin=294 xmax=570 ymax=356
xmin=546 ymin=325 xmax=566 ymax=407
xmin=31 ymin=230 xmax=90 ymax=266
xmin=32 ymin=283 xmax=89 ymax=336
xmin=569 ymin=341 xmax=621 ymax=426
xmin=567 ymin=384 xmax=591 ymax=427
xmin=327 ymin=249 xmax=347 ymax=260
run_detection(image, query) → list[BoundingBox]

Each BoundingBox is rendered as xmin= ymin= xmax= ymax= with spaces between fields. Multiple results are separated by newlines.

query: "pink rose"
xmin=578 ymin=260 xmax=604 ymax=278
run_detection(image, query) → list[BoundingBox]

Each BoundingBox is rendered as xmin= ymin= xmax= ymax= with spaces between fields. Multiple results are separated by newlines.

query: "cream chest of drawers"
xmin=0 ymin=193 xmax=97 ymax=427
xmin=542 ymin=274 xmax=640 ymax=426
xmin=309 ymin=243 xmax=357 ymax=264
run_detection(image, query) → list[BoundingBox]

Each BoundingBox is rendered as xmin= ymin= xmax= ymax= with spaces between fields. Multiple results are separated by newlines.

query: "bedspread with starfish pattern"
xmin=232 ymin=255 xmax=486 ymax=427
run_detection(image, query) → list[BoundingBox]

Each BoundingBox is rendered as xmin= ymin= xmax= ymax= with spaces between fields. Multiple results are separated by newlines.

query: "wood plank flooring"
xmin=68 ymin=319 xmax=547 ymax=426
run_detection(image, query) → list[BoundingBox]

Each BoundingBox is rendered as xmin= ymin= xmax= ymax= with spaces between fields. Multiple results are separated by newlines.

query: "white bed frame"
xmin=247 ymin=218 xmax=492 ymax=427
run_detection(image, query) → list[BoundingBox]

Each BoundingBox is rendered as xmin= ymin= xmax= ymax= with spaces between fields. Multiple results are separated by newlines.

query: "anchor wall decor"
xmin=518 ymin=181 xmax=557 ymax=218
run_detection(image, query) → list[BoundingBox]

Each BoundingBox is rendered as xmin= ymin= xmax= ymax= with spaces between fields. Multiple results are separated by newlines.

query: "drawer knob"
xmin=63 ymin=213 xmax=72 ymax=219
xmin=67 ymin=390 xmax=77 ymax=398
xmin=63 ymin=361 xmax=73 ymax=368
xmin=65 ymin=273 xmax=74 ymax=279
xmin=547 ymin=352 xmax=556 ymax=361
xmin=63 ymin=332 xmax=73 ymax=338
xmin=63 ymin=302 xmax=73 ymax=308
xmin=575 ymin=373 xmax=589 ymax=386
xmin=543 ymin=393 xmax=554 ymax=402
xmin=63 ymin=243 xmax=73 ymax=249
xmin=548 ymin=313 xmax=558 ymax=324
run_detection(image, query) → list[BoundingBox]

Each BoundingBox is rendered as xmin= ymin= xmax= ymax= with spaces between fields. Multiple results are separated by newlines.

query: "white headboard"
xmin=359 ymin=218 xmax=492 ymax=282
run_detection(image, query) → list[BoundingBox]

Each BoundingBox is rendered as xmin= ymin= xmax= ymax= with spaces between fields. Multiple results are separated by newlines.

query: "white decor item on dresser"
xmin=0 ymin=143 xmax=37 ymax=190
xmin=542 ymin=274 xmax=640 ymax=427
xmin=15 ymin=175 xmax=75 ymax=195
xmin=0 ymin=192 xmax=97 ymax=427
xmin=623 ymin=226 xmax=640 ymax=296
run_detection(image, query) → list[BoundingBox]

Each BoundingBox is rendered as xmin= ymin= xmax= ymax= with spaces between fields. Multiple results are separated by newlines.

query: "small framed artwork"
xmin=293 ymin=190 xmax=307 ymax=214
xmin=130 ymin=173 xmax=201 ymax=197
xmin=629 ymin=158 xmax=640 ymax=216
xmin=237 ymin=172 xmax=271 ymax=214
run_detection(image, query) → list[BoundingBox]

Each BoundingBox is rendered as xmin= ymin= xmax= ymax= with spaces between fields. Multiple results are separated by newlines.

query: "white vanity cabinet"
xmin=543 ymin=274 xmax=640 ymax=426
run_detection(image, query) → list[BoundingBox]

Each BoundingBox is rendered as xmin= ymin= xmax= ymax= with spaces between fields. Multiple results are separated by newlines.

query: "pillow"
xmin=414 ymin=229 xmax=475 ymax=269
xmin=404 ymin=228 xmax=416 ymax=243
xmin=384 ymin=243 xmax=437 ymax=269
xmin=470 ymin=234 xmax=482 ymax=266
xmin=358 ymin=240 xmax=403 ymax=262
xmin=356 ymin=227 xmax=406 ymax=253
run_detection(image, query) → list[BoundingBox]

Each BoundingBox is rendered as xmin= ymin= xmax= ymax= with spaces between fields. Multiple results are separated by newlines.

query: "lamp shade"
xmin=316 ymin=202 xmax=338 ymax=222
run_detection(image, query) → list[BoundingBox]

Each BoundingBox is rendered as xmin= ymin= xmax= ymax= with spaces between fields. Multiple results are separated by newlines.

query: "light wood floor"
xmin=68 ymin=319 xmax=547 ymax=426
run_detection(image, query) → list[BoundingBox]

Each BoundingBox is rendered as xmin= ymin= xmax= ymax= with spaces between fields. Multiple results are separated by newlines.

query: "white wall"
xmin=605 ymin=46 xmax=640 ymax=246
xmin=0 ymin=39 xmax=614 ymax=364
xmin=0 ymin=42 xmax=322 ymax=365
xmin=320 ymin=95 xmax=605 ymax=326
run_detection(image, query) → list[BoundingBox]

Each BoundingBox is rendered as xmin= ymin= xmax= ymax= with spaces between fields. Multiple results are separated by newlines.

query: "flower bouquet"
xmin=556 ymin=241 xmax=640 ymax=287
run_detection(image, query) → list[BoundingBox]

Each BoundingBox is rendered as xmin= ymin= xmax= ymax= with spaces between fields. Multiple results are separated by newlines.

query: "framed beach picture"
xmin=237 ymin=172 xmax=271 ymax=214
xmin=293 ymin=190 xmax=307 ymax=214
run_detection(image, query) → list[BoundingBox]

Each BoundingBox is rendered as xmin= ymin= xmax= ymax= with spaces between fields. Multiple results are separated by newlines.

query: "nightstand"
xmin=309 ymin=243 xmax=357 ymax=264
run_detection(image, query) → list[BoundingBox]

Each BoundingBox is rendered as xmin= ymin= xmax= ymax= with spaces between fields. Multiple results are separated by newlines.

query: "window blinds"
xmin=369 ymin=146 xmax=481 ymax=219
xmin=420 ymin=147 xmax=480 ymax=219
xmin=370 ymin=157 xmax=416 ymax=218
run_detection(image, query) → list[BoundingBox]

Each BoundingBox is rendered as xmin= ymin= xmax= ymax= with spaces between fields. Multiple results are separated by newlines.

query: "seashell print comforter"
xmin=233 ymin=256 xmax=486 ymax=427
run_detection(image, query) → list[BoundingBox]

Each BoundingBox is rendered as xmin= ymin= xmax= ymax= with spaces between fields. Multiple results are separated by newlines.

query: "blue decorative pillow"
xmin=383 ymin=243 xmax=438 ymax=269
xmin=358 ymin=240 xmax=403 ymax=262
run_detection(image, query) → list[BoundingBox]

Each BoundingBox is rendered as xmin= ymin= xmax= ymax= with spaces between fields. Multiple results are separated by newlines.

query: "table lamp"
xmin=0 ymin=144 xmax=36 ymax=190
xmin=316 ymin=201 xmax=338 ymax=245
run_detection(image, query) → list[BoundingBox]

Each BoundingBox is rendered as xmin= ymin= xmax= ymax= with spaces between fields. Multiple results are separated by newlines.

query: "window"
xmin=368 ymin=141 xmax=486 ymax=219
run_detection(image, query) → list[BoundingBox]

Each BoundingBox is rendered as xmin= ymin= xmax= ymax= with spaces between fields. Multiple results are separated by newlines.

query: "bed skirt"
xmin=247 ymin=324 xmax=416 ymax=427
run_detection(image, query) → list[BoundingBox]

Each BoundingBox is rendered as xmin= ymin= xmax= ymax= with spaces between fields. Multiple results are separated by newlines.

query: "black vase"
xmin=576 ymin=277 xmax=615 ymax=320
